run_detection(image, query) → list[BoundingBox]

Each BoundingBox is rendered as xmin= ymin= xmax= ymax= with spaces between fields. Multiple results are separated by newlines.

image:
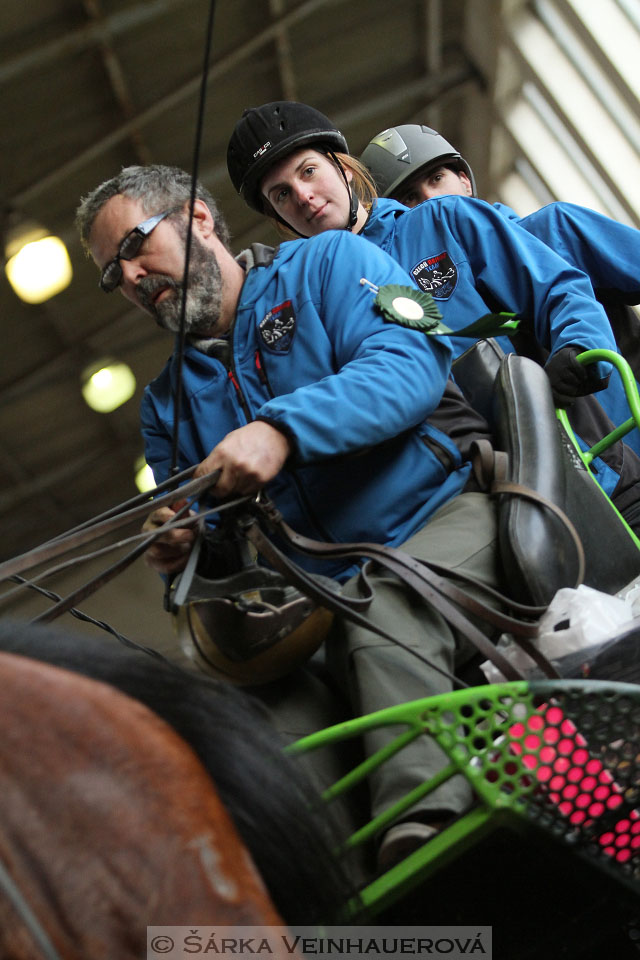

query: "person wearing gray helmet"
xmin=361 ymin=124 xmax=477 ymax=207
xmin=362 ymin=123 xmax=640 ymax=453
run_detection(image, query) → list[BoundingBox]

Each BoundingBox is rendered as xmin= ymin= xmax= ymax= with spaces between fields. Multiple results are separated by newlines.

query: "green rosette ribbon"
xmin=374 ymin=285 xmax=452 ymax=334
xmin=374 ymin=284 xmax=519 ymax=339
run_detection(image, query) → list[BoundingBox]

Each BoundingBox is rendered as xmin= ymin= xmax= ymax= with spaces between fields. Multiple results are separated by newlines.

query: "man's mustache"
xmin=137 ymin=275 xmax=181 ymax=312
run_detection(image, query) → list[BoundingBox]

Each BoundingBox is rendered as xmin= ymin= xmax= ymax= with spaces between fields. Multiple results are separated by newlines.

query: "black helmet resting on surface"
xmin=360 ymin=123 xmax=477 ymax=199
xmin=227 ymin=100 xmax=349 ymax=214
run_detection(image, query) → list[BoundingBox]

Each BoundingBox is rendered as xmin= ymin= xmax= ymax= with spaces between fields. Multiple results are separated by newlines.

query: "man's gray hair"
xmin=75 ymin=164 xmax=231 ymax=254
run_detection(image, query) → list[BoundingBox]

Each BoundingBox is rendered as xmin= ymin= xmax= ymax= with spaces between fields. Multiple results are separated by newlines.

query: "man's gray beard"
xmin=137 ymin=236 xmax=223 ymax=336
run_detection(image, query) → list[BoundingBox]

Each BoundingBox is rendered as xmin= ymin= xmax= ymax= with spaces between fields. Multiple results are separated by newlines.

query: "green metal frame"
xmin=574 ymin=349 xmax=640 ymax=453
xmin=288 ymin=680 xmax=640 ymax=918
xmin=557 ymin=349 xmax=640 ymax=549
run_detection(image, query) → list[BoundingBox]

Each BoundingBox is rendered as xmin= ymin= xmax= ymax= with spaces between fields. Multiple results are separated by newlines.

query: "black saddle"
xmin=453 ymin=340 xmax=640 ymax=606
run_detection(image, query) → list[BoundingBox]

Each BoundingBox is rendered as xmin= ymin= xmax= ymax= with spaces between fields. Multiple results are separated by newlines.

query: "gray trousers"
xmin=326 ymin=492 xmax=504 ymax=823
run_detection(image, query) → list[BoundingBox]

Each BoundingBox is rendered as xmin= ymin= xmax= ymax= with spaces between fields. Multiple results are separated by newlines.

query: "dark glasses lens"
xmin=100 ymin=260 xmax=127 ymax=293
xmin=119 ymin=230 xmax=147 ymax=261
xmin=99 ymin=209 xmax=174 ymax=293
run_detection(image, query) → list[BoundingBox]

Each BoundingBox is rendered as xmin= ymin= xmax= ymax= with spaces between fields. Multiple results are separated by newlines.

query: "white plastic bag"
xmin=480 ymin=584 xmax=637 ymax=683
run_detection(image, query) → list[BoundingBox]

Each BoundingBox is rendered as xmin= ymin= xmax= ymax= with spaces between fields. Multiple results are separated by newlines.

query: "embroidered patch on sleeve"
xmin=259 ymin=300 xmax=296 ymax=353
xmin=410 ymin=251 xmax=458 ymax=300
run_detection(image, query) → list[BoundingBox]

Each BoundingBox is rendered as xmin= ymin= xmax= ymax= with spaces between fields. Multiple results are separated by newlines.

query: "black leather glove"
xmin=544 ymin=345 xmax=610 ymax=407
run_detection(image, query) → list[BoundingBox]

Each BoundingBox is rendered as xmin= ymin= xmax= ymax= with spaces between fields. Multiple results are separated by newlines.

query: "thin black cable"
xmin=169 ymin=0 xmax=218 ymax=476
xmin=9 ymin=575 xmax=170 ymax=664
xmin=165 ymin=0 xmax=217 ymax=613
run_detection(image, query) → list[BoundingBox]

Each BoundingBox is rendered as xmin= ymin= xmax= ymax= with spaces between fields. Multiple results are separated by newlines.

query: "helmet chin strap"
xmin=273 ymin=211 xmax=308 ymax=239
xmin=328 ymin=151 xmax=359 ymax=230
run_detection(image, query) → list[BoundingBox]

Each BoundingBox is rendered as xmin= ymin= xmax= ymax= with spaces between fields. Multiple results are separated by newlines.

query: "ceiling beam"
xmin=269 ymin=0 xmax=298 ymax=101
xmin=331 ymin=62 xmax=481 ymax=145
xmin=80 ymin=0 xmax=152 ymax=164
xmin=11 ymin=0 xmax=350 ymax=209
xmin=0 ymin=0 xmax=193 ymax=86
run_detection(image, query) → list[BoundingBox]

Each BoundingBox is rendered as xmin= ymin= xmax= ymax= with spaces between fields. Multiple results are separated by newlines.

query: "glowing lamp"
xmin=5 ymin=228 xmax=73 ymax=304
xmin=81 ymin=360 xmax=136 ymax=413
xmin=134 ymin=456 xmax=156 ymax=494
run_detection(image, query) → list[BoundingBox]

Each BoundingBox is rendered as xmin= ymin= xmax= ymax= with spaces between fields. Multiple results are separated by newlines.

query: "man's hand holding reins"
xmin=194 ymin=421 xmax=292 ymax=497
xmin=142 ymin=498 xmax=196 ymax=575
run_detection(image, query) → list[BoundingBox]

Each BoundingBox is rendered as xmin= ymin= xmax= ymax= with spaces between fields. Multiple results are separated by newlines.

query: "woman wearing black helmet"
xmin=228 ymin=102 xmax=611 ymax=401
xmin=229 ymin=101 xmax=495 ymax=463
xmin=227 ymin=101 xmax=375 ymax=237
xmin=227 ymin=102 xmax=640 ymax=502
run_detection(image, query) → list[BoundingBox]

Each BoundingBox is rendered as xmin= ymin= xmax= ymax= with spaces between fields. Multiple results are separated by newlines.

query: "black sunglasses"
xmin=99 ymin=209 xmax=174 ymax=293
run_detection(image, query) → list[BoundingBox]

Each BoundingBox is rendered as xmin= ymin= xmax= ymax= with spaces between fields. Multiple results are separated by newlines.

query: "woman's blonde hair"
xmin=263 ymin=151 xmax=378 ymax=239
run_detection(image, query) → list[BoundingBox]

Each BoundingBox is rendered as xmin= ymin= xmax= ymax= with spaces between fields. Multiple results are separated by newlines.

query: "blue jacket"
xmin=492 ymin=200 xmax=640 ymax=453
xmin=361 ymin=196 xmax=636 ymax=492
xmin=141 ymin=230 xmax=471 ymax=580
xmin=362 ymin=197 xmax=617 ymax=365
xmin=493 ymin=201 xmax=640 ymax=303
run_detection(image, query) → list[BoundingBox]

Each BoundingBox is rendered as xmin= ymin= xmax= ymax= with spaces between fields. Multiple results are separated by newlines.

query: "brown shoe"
xmin=377 ymin=821 xmax=440 ymax=872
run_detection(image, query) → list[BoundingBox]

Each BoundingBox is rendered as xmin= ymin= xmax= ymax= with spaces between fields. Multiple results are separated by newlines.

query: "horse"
xmin=0 ymin=620 xmax=356 ymax=931
xmin=0 ymin=648 xmax=294 ymax=960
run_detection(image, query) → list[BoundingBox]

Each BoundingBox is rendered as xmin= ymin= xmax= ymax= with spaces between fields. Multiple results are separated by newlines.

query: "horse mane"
xmin=0 ymin=620 xmax=355 ymax=926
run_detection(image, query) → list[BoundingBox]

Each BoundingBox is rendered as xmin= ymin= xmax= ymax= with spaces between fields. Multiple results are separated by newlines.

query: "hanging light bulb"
xmin=81 ymin=359 xmax=136 ymax=413
xmin=5 ymin=223 xmax=73 ymax=303
xmin=134 ymin=455 xmax=156 ymax=493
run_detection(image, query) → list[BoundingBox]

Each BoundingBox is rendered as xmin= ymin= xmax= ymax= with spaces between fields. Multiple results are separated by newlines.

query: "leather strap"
xmin=245 ymin=500 xmax=561 ymax=681
xmin=0 ymin=469 xmax=221 ymax=584
xmin=31 ymin=501 xmax=195 ymax=625
xmin=243 ymin=516 xmax=527 ymax=684
xmin=492 ymin=480 xmax=586 ymax=588
xmin=471 ymin=438 xmax=509 ymax=489
xmin=470 ymin=438 xmax=586 ymax=588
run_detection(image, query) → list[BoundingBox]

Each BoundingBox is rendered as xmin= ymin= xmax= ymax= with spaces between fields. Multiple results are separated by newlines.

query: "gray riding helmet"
xmin=360 ymin=124 xmax=477 ymax=199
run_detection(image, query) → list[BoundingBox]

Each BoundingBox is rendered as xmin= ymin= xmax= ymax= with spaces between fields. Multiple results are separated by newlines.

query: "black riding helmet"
xmin=227 ymin=101 xmax=359 ymax=232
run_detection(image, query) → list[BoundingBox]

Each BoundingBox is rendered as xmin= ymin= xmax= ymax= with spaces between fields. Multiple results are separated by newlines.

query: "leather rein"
xmin=241 ymin=495 xmax=561 ymax=683
xmin=0 ymin=458 xmax=571 ymax=684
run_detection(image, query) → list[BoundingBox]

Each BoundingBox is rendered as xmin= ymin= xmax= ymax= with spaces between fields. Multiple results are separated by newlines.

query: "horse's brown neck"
xmin=0 ymin=652 xmax=286 ymax=959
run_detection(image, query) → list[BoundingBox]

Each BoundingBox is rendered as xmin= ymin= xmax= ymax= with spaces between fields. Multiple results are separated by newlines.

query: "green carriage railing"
xmin=558 ymin=348 xmax=640 ymax=551
xmin=288 ymin=680 xmax=640 ymax=920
